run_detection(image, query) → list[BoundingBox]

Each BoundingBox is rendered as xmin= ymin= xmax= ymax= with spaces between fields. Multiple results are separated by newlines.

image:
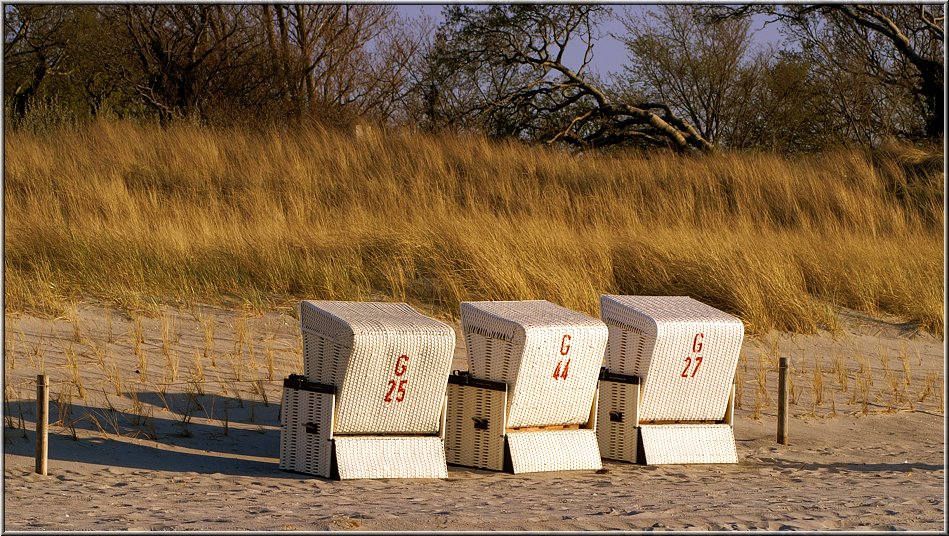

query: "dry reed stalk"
xmin=247 ymin=324 xmax=258 ymax=373
xmin=755 ymin=353 xmax=770 ymax=408
xmin=191 ymin=350 xmax=205 ymax=383
xmin=916 ymin=371 xmax=939 ymax=405
xmin=16 ymin=383 xmax=27 ymax=438
xmin=886 ymin=369 xmax=904 ymax=410
xmin=166 ymin=349 xmax=180 ymax=383
xmin=199 ymin=312 xmax=216 ymax=364
xmin=831 ymin=352 xmax=848 ymax=394
xmin=788 ymin=362 xmax=800 ymax=405
xmin=54 ymin=381 xmax=78 ymax=439
xmin=252 ymin=379 xmax=269 ymax=407
xmin=160 ymin=313 xmax=176 ymax=362
xmin=105 ymin=362 xmax=123 ymax=396
xmin=856 ymin=353 xmax=872 ymax=388
xmin=5 ymin=318 xmax=16 ymax=369
xmin=752 ymin=386 xmax=762 ymax=420
xmin=126 ymin=384 xmax=150 ymax=426
xmin=82 ymin=411 xmax=109 ymax=436
xmin=65 ymin=304 xmax=82 ymax=343
xmin=3 ymin=381 xmax=16 ymax=429
xmin=27 ymin=340 xmax=45 ymax=370
xmin=223 ymin=403 xmax=229 ymax=436
xmin=65 ymin=344 xmax=86 ymax=399
xmin=131 ymin=316 xmax=145 ymax=370
xmin=879 ymin=345 xmax=892 ymax=378
xmin=265 ymin=339 xmax=276 ymax=382
xmin=937 ymin=378 xmax=945 ymax=414
xmin=857 ymin=374 xmax=871 ymax=414
xmin=189 ymin=376 xmax=205 ymax=397
xmin=878 ymin=350 xmax=899 ymax=409
xmin=230 ymin=352 xmax=244 ymax=382
xmin=812 ymin=355 xmax=824 ymax=406
xmin=136 ymin=346 xmax=148 ymax=382
xmin=898 ymin=343 xmax=912 ymax=388
xmin=101 ymin=394 xmax=124 ymax=435
xmin=233 ymin=316 xmax=247 ymax=357
xmin=160 ymin=314 xmax=180 ymax=382
xmin=105 ymin=312 xmax=114 ymax=343
xmin=848 ymin=371 xmax=859 ymax=405
xmin=86 ymin=338 xmax=108 ymax=370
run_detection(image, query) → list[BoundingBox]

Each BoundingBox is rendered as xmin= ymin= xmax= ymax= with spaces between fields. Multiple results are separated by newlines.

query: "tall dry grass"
xmin=3 ymin=120 xmax=944 ymax=335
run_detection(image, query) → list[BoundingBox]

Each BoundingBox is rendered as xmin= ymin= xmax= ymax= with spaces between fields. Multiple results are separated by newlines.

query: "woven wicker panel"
xmin=639 ymin=424 xmax=737 ymax=465
xmin=279 ymin=385 xmax=335 ymax=477
xmin=333 ymin=436 xmax=448 ymax=479
xmin=461 ymin=301 xmax=607 ymax=428
xmin=444 ymin=381 xmax=507 ymax=471
xmin=596 ymin=379 xmax=639 ymax=463
xmin=506 ymin=429 xmax=602 ymax=474
xmin=299 ymin=301 xmax=455 ymax=434
xmin=600 ymin=295 xmax=743 ymax=422
xmin=279 ymin=386 xmax=299 ymax=471
xmin=459 ymin=303 xmax=521 ymax=384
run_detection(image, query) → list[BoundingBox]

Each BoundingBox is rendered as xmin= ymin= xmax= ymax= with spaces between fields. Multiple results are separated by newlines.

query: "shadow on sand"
xmin=2 ymin=393 xmax=316 ymax=479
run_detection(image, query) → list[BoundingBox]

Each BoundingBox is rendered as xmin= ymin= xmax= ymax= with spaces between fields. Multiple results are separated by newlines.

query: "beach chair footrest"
xmin=639 ymin=423 xmax=737 ymax=465
xmin=334 ymin=436 xmax=448 ymax=479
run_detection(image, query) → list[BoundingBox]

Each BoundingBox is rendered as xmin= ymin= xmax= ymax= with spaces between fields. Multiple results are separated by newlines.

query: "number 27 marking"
xmin=681 ymin=356 xmax=703 ymax=378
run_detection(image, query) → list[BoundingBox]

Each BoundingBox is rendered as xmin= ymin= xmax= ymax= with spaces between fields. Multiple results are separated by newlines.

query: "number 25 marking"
xmin=385 ymin=379 xmax=407 ymax=402
xmin=384 ymin=355 xmax=409 ymax=402
xmin=681 ymin=356 xmax=703 ymax=378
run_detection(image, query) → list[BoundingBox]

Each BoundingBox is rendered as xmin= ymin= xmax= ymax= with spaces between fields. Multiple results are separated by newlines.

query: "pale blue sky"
xmin=394 ymin=4 xmax=784 ymax=79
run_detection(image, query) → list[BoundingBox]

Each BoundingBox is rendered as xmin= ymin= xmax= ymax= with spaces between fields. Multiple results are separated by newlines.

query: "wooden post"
xmin=35 ymin=374 xmax=49 ymax=475
xmin=777 ymin=357 xmax=789 ymax=445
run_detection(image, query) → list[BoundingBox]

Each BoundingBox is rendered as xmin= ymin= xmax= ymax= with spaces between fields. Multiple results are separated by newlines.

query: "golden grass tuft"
xmin=3 ymin=120 xmax=942 ymax=335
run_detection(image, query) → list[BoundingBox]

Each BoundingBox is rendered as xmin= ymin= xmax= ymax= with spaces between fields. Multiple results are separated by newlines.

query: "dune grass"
xmin=3 ymin=120 xmax=943 ymax=336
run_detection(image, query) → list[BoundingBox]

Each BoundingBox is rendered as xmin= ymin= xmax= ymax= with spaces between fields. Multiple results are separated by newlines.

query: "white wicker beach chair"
xmin=597 ymin=295 xmax=743 ymax=465
xmin=280 ymin=300 xmax=455 ymax=479
xmin=445 ymin=300 xmax=606 ymax=474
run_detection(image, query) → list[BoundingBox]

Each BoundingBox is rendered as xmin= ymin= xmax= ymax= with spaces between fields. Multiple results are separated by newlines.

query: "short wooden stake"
xmin=35 ymin=374 xmax=49 ymax=475
xmin=777 ymin=357 xmax=789 ymax=445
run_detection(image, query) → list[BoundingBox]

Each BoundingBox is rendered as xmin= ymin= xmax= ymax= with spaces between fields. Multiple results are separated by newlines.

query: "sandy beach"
xmin=2 ymin=303 xmax=944 ymax=531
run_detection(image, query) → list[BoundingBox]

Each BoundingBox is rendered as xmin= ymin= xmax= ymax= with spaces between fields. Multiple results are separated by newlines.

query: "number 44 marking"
xmin=553 ymin=359 xmax=571 ymax=380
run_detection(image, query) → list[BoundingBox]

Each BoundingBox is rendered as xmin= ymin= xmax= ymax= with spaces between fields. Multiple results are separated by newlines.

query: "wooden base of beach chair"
xmin=445 ymin=372 xmax=601 ymax=473
xmin=597 ymin=370 xmax=738 ymax=465
xmin=279 ymin=377 xmax=336 ymax=477
xmin=444 ymin=373 xmax=508 ymax=471
xmin=280 ymin=375 xmax=449 ymax=479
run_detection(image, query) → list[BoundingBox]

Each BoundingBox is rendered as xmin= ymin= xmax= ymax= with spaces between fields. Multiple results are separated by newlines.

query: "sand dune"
xmin=2 ymin=303 xmax=944 ymax=531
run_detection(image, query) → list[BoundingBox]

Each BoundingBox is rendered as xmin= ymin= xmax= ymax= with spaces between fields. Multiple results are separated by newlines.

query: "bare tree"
xmin=3 ymin=5 xmax=72 ymax=122
xmin=428 ymin=5 xmax=713 ymax=151
xmin=117 ymin=5 xmax=257 ymax=122
xmin=256 ymin=5 xmax=411 ymax=124
xmin=708 ymin=4 xmax=945 ymax=142
xmin=618 ymin=5 xmax=762 ymax=148
xmin=742 ymin=50 xmax=844 ymax=152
